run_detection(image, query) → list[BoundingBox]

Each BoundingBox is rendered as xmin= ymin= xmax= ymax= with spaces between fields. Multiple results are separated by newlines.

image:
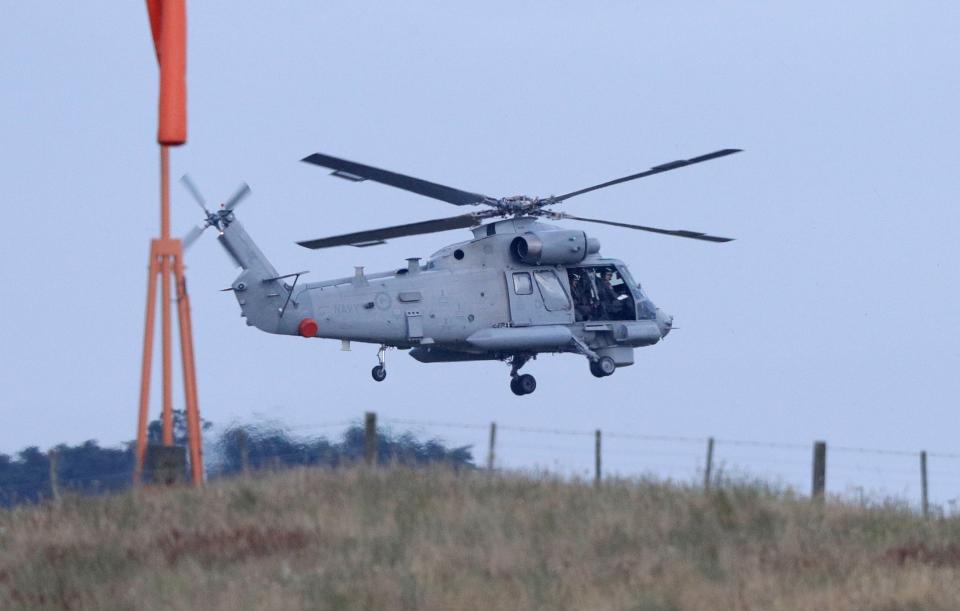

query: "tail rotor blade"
xmin=223 ymin=183 xmax=251 ymax=211
xmin=182 ymin=225 xmax=206 ymax=250
xmin=180 ymin=174 xmax=210 ymax=213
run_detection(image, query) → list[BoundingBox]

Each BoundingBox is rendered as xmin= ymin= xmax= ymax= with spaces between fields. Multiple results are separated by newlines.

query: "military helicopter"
xmin=182 ymin=148 xmax=739 ymax=395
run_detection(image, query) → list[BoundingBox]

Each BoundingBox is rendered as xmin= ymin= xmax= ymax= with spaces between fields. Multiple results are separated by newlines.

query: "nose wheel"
xmin=589 ymin=356 xmax=617 ymax=378
xmin=371 ymin=345 xmax=387 ymax=382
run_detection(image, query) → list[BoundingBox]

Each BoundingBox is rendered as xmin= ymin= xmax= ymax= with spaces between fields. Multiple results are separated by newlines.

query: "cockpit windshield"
xmin=620 ymin=267 xmax=657 ymax=320
xmin=636 ymin=290 xmax=657 ymax=320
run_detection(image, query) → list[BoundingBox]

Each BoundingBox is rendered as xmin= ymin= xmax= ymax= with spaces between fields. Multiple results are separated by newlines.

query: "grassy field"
xmin=1 ymin=466 xmax=959 ymax=611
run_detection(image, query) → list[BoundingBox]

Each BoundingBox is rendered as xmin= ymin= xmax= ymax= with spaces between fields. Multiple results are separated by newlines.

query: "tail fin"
xmin=218 ymin=216 xmax=295 ymax=335
xmin=218 ymin=217 xmax=279 ymax=278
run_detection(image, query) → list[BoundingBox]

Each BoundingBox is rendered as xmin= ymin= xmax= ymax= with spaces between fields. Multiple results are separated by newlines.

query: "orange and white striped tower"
xmin=134 ymin=0 xmax=204 ymax=486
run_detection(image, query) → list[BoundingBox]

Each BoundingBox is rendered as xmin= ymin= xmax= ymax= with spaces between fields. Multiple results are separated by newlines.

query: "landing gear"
xmin=371 ymin=345 xmax=387 ymax=382
xmin=589 ymin=355 xmax=616 ymax=378
xmin=511 ymin=373 xmax=537 ymax=396
xmin=507 ymin=353 xmax=536 ymax=396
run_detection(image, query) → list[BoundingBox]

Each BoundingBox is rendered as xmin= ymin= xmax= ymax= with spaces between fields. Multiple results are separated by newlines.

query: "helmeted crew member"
xmin=597 ymin=270 xmax=622 ymax=318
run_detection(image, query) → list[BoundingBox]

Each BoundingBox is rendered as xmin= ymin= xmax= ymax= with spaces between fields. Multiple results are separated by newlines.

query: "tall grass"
xmin=1 ymin=467 xmax=958 ymax=610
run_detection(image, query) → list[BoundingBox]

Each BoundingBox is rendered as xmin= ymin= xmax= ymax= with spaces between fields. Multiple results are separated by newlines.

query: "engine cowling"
xmin=510 ymin=230 xmax=601 ymax=265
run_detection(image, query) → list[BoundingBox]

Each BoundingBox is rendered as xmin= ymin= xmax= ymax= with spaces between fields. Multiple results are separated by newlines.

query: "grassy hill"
xmin=1 ymin=466 xmax=958 ymax=610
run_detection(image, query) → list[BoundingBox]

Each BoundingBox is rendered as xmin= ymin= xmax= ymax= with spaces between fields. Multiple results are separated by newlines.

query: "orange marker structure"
xmin=135 ymin=0 xmax=204 ymax=486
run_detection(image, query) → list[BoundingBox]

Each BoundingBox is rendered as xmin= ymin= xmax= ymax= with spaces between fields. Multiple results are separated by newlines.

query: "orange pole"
xmin=134 ymin=246 xmax=161 ymax=484
xmin=137 ymin=0 xmax=203 ymax=485
xmin=160 ymin=147 xmax=174 ymax=446
xmin=174 ymin=253 xmax=204 ymax=485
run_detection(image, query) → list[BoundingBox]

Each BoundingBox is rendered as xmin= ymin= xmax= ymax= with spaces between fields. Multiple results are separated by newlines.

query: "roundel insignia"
xmin=375 ymin=292 xmax=392 ymax=310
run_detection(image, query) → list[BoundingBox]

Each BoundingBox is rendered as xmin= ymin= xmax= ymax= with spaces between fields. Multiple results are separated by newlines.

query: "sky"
xmin=1 ymin=2 xmax=959 ymax=505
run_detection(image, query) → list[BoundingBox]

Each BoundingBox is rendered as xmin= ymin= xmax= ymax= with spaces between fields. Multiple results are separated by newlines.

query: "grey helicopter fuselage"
xmin=220 ymin=213 xmax=673 ymax=373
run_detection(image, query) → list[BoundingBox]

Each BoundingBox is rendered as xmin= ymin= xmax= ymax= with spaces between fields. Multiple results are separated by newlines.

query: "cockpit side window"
xmin=512 ymin=272 xmax=533 ymax=295
xmin=533 ymin=270 xmax=571 ymax=311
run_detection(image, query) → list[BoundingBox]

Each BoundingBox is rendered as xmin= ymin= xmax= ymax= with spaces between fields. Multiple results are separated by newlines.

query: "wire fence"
xmin=375 ymin=415 xmax=960 ymax=513
xmin=3 ymin=414 xmax=958 ymax=514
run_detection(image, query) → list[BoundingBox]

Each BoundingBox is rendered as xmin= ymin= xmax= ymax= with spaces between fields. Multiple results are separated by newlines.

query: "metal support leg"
xmin=508 ymin=354 xmax=530 ymax=379
xmin=570 ymin=335 xmax=600 ymax=362
xmin=371 ymin=345 xmax=388 ymax=382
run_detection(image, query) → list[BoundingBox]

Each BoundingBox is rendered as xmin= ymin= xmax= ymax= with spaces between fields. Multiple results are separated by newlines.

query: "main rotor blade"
xmin=298 ymin=213 xmax=482 ymax=250
xmin=180 ymin=174 xmax=209 ymax=212
xmin=561 ymin=213 xmax=734 ymax=243
xmin=552 ymin=149 xmax=742 ymax=202
xmin=302 ymin=153 xmax=491 ymax=206
xmin=223 ymin=183 xmax=251 ymax=211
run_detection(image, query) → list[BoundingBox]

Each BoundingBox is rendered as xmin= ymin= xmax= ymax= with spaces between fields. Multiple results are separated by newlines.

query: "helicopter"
xmin=181 ymin=148 xmax=740 ymax=396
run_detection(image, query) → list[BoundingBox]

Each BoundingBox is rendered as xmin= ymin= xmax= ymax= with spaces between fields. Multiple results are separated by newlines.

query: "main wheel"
xmin=510 ymin=377 xmax=524 ymax=396
xmin=371 ymin=365 xmax=387 ymax=382
xmin=516 ymin=373 xmax=537 ymax=395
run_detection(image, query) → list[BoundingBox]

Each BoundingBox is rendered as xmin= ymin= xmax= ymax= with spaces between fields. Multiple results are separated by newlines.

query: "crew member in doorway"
xmin=597 ymin=269 xmax=626 ymax=319
xmin=569 ymin=270 xmax=594 ymax=321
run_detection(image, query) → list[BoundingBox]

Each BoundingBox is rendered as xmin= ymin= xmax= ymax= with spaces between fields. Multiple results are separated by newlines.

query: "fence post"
xmin=487 ymin=422 xmax=497 ymax=471
xmin=704 ymin=437 xmax=715 ymax=491
xmin=812 ymin=441 xmax=827 ymax=500
xmin=594 ymin=429 xmax=602 ymax=486
xmin=239 ymin=430 xmax=249 ymax=474
xmin=364 ymin=411 xmax=378 ymax=466
xmin=48 ymin=449 xmax=60 ymax=502
xmin=920 ymin=451 xmax=929 ymax=518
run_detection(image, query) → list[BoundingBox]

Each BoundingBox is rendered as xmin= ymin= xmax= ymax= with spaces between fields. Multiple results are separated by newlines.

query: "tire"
xmin=589 ymin=361 xmax=606 ymax=378
xmin=517 ymin=373 xmax=537 ymax=395
xmin=510 ymin=377 xmax=524 ymax=396
xmin=597 ymin=356 xmax=616 ymax=376
xmin=371 ymin=365 xmax=387 ymax=382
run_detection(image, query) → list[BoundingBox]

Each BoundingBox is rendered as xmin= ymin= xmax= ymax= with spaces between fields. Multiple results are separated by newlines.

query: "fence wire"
xmin=4 ymin=414 xmax=959 ymax=510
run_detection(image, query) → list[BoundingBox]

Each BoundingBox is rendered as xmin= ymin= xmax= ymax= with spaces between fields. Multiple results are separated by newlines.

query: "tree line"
xmin=0 ymin=411 xmax=473 ymax=506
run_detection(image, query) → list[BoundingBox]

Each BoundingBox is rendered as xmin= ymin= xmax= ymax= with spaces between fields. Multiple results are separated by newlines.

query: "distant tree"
xmin=0 ymin=441 xmax=137 ymax=506
xmin=0 ymin=414 xmax=472 ymax=505
xmin=0 ymin=447 xmax=50 ymax=504
xmin=147 ymin=409 xmax=213 ymax=446
xmin=213 ymin=424 xmax=473 ymax=476
xmin=54 ymin=440 xmax=133 ymax=496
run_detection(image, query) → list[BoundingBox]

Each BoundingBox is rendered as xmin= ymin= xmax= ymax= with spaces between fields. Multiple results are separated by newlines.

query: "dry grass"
xmin=1 ymin=466 xmax=959 ymax=610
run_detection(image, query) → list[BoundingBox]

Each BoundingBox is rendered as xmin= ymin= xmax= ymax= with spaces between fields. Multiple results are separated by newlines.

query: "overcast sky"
xmin=2 ymin=2 xmax=958 ymax=503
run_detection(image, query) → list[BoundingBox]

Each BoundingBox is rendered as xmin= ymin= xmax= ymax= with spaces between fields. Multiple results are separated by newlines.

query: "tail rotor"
xmin=179 ymin=174 xmax=251 ymax=250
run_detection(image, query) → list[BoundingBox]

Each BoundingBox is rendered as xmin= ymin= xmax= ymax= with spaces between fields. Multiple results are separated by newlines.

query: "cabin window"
xmin=512 ymin=272 xmax=533 ymax=295
xmin=534 ymin=270 xmax=570 ymax=311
